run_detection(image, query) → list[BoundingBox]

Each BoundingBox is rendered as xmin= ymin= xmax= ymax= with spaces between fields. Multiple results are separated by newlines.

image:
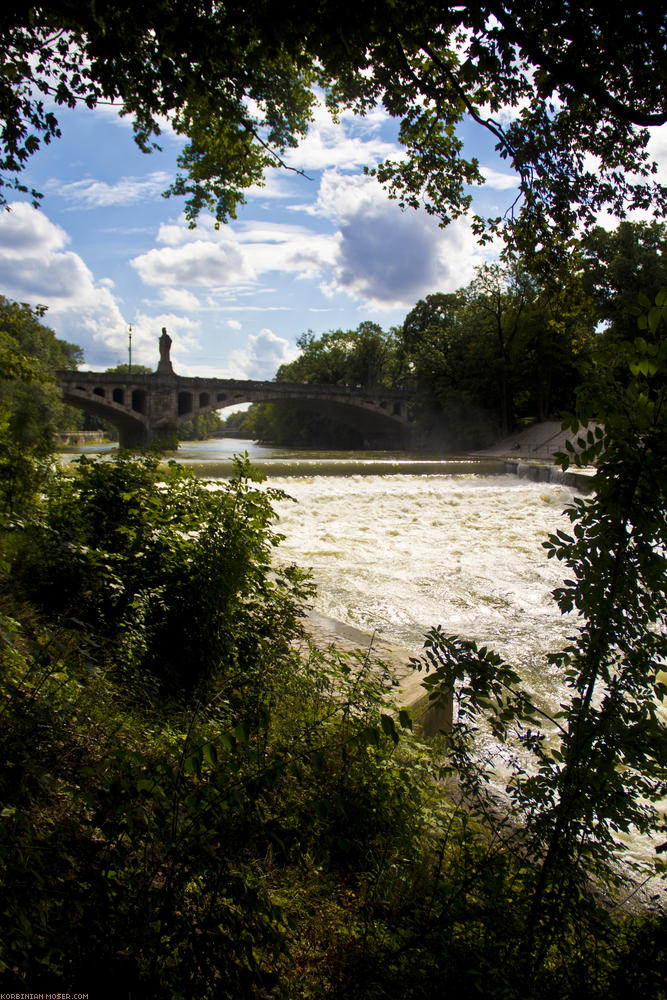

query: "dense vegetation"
xmin=0 ymin=296 xmax=665 ymax=997
xmin=230 ymin=323 xmax=402 ymax=449
xmin=178 ymin=409 xmax=225 ymax=441
xmin=0 ymin=296 xmax=86 ymax=510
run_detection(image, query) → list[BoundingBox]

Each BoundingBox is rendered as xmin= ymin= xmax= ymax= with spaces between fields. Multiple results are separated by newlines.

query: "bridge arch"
xmin=214 ymin=392 xmax=411 ymax=448
xmin=132 ymin=389 xmax=147 ymax=414
xmin=178 ymin=391 xmax=193 ymax=416
xmin=59 ymin=382 xmax=151 ymax=448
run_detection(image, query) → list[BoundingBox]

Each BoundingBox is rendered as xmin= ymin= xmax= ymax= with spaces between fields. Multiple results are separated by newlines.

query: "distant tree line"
xmin=222 ymin=222 xmax=667 ymax=450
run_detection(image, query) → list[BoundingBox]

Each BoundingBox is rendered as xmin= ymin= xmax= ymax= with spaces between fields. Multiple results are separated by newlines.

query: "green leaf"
xmin=398 ymin=708 xmax=413 ymax=730
xmin=359 ymin=726 xmax=380 ymax=747
xmin=647 ymin=307 xmax=662 ymax=333
xmin=380 ymin=713 xmax=399 ymax=745
xmin=184 ymin=748 xmax=203 ymax=778
xmin=234 ymin=722 xmax=249 ymax=744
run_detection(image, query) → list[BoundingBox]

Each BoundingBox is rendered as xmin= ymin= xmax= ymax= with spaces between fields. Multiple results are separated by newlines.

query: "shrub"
xmin=11 ymin=452 xmax=311 ymax=696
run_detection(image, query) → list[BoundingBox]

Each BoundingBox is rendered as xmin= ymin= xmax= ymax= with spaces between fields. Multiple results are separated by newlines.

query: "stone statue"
xmin=157 ymin=327 xmax=174 ymax=373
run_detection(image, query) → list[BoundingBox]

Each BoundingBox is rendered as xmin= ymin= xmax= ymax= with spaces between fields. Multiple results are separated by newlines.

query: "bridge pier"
xmin=118 ymin=423 xmax=151 ymax=449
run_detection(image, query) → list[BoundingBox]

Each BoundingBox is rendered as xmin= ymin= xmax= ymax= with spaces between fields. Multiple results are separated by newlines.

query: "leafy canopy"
xmin=0 ymin=297 xmax=83 ymax=513
xmin=399 ymin=257 xmax=595 ymax=442
xmin=1 ymin=2 xmax=665 ymax=242
xmin=414 ymin=288 xmax=667 ymax=987
xmin=278 ymin=322 xmax=399 ymax=389
xmin=581 ymin=221 xmax=667 ymax=343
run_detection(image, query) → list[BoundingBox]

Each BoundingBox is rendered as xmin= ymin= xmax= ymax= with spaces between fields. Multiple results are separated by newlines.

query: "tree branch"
xmin=483 ymin=1 xmax=667 ymax=127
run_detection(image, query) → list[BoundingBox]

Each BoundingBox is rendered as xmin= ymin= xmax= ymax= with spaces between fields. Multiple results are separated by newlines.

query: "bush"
xmin=11 ymin=452 xmax=311 ymax=696
xmin=0 ymin=572 xmax=431 ymax=996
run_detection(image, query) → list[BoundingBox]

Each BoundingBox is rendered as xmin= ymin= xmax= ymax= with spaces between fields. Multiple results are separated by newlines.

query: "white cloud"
xmin=213 ymin=304 xmax=292 ymax=312
xmin=226 ymin=319 xmax=242 ymax=329
xmin=252 ymin=96 xmax=400 ymax=176
xmin=234 ymin=221 xmax=338 ymax=280
xmin=245 ymin=170 xmax=308 ymax=200
xmin=479 ymin=166 xmax=519 ymax=190
xmin=314 ymin=172 xmax=489 ymax=307
xmin=0 ymin=202 xmax=127 ymax=365
xmin=134 ymin=166 xmax=494 ymax=311
xmin=156 ymin=287 xmax=202 ymax=311
xmin=153 ymin=215 xmax=220 ymax=246
xmin=132 ymin=216 xmax=338 ymax=288
xmin=132 ymin=239 xmax=248 ymax=286
xmin=48 ymin=171 xmax=172 ymax=209
xmin=0 ymin=202 xmax=69 ymax=253
xmin=227 ymin=328 xmax=297 ymax=379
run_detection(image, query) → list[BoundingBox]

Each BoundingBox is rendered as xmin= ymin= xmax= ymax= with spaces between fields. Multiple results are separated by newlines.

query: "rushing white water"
xmin=271 ymin=470 xmax=667 ymax=878
xmin=271 ymin=472 xmax=577 ymax=716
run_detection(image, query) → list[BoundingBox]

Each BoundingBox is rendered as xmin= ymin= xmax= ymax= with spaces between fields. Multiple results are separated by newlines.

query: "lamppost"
xmin=128 ymin=325 xmax=133 ymax=373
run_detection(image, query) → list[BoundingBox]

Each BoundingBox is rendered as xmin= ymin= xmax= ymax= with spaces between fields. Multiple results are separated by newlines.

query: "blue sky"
xmin=0 ymin=94 xmax=665 ymax=379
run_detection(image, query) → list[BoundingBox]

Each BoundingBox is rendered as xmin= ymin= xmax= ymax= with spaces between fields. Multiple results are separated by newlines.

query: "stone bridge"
xmin=57 ymin=331 xmax=413 ymax=449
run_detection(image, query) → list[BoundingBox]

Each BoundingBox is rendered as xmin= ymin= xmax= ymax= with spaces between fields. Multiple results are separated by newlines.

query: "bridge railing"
xmin=57 ymin=370 xmax=410 ymax=398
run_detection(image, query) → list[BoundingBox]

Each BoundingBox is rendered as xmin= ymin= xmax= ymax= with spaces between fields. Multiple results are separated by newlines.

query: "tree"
xmin=0 ymin=296 xmax=82 ymax=372
xmin=238 ymin=323 xmax=401 ymax=447
xmin=0 ymin=1 xmax=316 ymax=220
xmin=15 ymin=452 xmax=311 ymax=691
xmin=363 ymin=1 xmax=667 ymax=249
xmin=178 ymin=410 xmax=225 ymax=440
xmin=1 ymin=3 xmax=665 ymax=244
xmin=581 ymin=221 xmax=667 ymax=344
xmin=277 ymin=323 xmax=399 ymax=389
xmin=518 ymin=250 xmax=597 ymax=422
xmin=398 ymin=291 xmax=499 ymax=448
xmin=105 ymin=363 xmax=153 ymax=375
xmin=0 ymin=297 xmax=82 ymax=512
xmin=417 ymin=290 xmax=667 ymax=989
xmin=399 ymin=260 xmax=594 ymax=443
xmin=465 ymin=263 xmax=535 ymax=435
xmin=465 ymin=260 xmax=594 ymax=432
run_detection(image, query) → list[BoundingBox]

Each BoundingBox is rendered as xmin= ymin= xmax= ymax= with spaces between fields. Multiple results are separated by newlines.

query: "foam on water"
xmin=272 ymin=473 xmax=576 ymax=700
xmin=271 ymin=471 xmax=664 ymax=878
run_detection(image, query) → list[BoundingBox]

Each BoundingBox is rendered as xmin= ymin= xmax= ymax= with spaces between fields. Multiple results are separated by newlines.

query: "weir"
xmin=57 ymin=330 xmax=414 ymax=449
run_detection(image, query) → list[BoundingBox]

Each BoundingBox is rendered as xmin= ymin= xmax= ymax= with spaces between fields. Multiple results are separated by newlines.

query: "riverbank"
xmin=301 ymin=607 xmax=451 ymax=737
xmin=473 ymin=419 xmax=598 ymax=490
xmin=472 ymin=419 xmax=591 ymax=459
